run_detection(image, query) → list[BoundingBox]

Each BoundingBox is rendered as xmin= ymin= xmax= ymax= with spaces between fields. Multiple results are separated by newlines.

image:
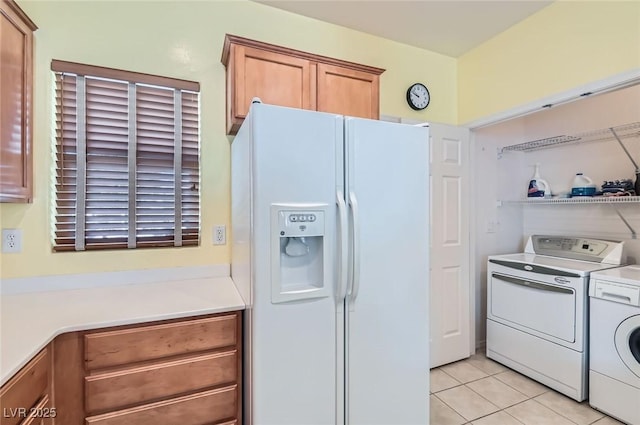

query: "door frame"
xmin=463 ymin=68 xmax=640 ymax=130
xmin=465 ymin=68 xmax=640 ymax=352
xmin=381 ymin=69 xmax=640 ymax=355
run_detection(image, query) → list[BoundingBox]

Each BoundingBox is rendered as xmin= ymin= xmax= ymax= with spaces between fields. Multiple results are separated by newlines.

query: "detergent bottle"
xmin=528 ymin=163 xmax=550 ymax=198
xmin=571 ymin=173 xmax=596 ymax=196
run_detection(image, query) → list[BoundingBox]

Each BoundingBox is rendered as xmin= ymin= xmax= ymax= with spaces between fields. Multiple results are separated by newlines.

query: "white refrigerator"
xmin=231 ymin=103 xmax=430 ymax=425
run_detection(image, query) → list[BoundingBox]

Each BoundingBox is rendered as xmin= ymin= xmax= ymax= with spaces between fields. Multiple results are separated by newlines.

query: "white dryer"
xmin=589 ymin=266 xmax=640 ymax=425
xmin=487 ymin=235 xmax=625 ymax=402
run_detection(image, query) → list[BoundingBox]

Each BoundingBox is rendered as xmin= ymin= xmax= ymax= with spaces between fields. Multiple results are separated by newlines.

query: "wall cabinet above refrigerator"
xmin=221 ymin=34 xmax=384 ymax=135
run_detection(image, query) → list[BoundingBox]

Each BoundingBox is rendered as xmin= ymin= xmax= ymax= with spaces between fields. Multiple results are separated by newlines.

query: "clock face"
xmin=407 ymin=83 xmax=430 ymax=110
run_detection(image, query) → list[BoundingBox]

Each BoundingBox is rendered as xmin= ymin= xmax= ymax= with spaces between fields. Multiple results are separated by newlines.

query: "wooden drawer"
xmin=0 ymin=348 xmax=49 ymax=425
xmin=85 ymin=313 xmax=238 ymax=370
xmin=84 ymin=386 xmax=238 ymax=425
xmin=85 ymin=350 xmax=238 ymax=414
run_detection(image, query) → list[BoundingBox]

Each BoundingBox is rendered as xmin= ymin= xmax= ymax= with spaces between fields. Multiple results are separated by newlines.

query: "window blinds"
xmin=53 ymin=62 xmax=200 ymax=251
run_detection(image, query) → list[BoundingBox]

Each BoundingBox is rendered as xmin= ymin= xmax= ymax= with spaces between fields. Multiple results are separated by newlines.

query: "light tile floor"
xmin=430 ymin=353 xmax=626 ymax=425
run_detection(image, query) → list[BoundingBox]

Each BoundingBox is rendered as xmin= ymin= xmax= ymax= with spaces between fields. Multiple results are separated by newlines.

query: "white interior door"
xmin=428 ymin=123 xmax=472 ymax=367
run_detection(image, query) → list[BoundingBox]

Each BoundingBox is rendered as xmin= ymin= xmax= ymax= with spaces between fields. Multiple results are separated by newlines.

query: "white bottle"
xmin=528 ymin=163 xmax=550 ymax=198
xmin=571 ymin=173 xmax=596 ymax=197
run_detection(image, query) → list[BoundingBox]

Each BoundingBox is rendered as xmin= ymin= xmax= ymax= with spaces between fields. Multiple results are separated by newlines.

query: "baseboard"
xmin=476 ymin=339 xmax=486 ymax=353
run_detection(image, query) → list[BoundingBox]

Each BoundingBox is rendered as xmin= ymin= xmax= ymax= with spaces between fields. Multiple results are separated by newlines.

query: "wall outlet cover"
xmin=2 ymin=229 xmax=22 ymax=253
xmin=214 ymin=225 xmax=226 ymax=245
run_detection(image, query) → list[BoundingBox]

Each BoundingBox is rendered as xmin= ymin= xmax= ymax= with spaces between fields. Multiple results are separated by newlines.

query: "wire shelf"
xmin=502 ymin=196 xmax=640 ymax=205
xmin=501 ymin=121 xmax=640 ymax=153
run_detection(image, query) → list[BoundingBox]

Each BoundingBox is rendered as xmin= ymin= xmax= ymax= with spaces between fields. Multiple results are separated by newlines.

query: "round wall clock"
xmin=406 ymin=83 xmax=430 ymax=111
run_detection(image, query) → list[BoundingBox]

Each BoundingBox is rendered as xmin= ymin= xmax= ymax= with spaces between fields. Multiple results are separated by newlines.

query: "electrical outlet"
xmin=214 ymin=225 xmax=226 ymax=245
xmin=2 ymin=229 xmax=22 ymax=253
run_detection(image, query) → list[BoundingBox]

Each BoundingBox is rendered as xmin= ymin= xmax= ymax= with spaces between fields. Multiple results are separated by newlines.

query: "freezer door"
xmin=345 ymin=118 xmax=430 ymax=425
xmin=246 ymin=104 xmax=344 ymax=425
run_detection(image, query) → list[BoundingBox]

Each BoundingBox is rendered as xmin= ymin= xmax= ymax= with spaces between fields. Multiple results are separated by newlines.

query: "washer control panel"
xmin=590 ymin=279 xmax=640 ymax=306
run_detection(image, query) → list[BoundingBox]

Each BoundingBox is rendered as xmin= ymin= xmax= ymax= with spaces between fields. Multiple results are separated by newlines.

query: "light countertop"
xmin=0 ymin=274 xmax=245 ymax=386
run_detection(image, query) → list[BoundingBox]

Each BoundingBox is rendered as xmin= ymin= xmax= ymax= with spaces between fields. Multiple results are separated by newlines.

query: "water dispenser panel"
xmin=270 ymin=204 xmax=330 ymax=303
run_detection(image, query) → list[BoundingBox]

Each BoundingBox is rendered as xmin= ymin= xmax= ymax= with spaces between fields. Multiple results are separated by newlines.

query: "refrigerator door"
xmin=246 ymin=104 xmax=344 ymax=425
xmin=345 ymin=118 xmax=430 ymax=425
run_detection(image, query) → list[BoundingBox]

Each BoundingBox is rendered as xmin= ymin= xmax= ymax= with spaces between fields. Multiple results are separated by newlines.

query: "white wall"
xmin=473 ymin=84 xmax=640 ymax=347
xmin=473 ymin=120 xmax=525 ymax=348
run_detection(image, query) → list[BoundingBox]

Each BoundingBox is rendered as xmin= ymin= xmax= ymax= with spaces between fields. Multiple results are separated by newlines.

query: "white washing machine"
xmin=589 ymin=266 xmax=640 ymax=425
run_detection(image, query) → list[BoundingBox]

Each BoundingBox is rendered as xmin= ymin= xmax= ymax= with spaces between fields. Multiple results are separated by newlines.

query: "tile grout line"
xmin=432 ymin=357 xmax=621 ymax=425
xmin=432 ymin=392 xmax=468 ymax=423
xmin=532 ymin=395 xmax=605 ymax=425
xmin=433 ymin=368 xmax=553 ymax=424
xmin=443 ymin=384 xmax=611 ymax=425
xmin=434 ymin=382 xmax=501 ymax=422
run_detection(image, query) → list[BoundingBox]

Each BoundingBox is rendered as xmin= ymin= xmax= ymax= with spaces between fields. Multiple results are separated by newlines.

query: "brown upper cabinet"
xmin=0 ymin=0 xmax=36 ymax=202
xmin=221 ymin=34 xmax=384 ymax=135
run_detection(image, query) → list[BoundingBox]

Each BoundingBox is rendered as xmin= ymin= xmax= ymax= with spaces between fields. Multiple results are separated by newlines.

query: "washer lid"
xmin=591 ymin=265 xmax=640 ymax=287
xmin=489 ymin=253 xmax=621 ymax=277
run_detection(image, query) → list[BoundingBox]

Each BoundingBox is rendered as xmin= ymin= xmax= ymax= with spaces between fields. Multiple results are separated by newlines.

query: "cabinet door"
xmin=0 ymin=348 xmax=49 ymax=425
xmin=19 ymin=395 xmax=54 ymax=425
xmin=317 ymin=63 xmax=379 ymax=120
xmin=0 ymin=1 xmax=34 ymax=202
xmin=228 ymin=45 xmax=314 ymax=133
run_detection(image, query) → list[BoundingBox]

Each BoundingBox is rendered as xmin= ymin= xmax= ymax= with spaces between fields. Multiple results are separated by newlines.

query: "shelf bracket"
xmin=610 ymin=127 xmax=639 ymax=172
xmin=608 ymin=204 xmax=637 ymax=239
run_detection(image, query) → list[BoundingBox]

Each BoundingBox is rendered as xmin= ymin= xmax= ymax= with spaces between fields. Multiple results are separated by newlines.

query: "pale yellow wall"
xmin=0 ymin=0 xmax=456 ymax=278
xmin=458 ymin=1 xmax=640 ymax=124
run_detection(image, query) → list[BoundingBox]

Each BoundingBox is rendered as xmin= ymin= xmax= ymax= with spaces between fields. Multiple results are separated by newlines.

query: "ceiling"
xmin=254 ymin=0 xmax=554 ymax=58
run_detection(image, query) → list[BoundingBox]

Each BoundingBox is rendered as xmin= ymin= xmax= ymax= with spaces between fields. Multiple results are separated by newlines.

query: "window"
xmin=52 ymin=60 xmax=200 ymax=251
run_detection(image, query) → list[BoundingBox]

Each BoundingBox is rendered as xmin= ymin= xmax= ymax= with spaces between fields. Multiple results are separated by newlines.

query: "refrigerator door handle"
xmin=348 ymin=191 xmax=361 ymax=305
xmin=337 ymin=190 xmax=349 ymax=301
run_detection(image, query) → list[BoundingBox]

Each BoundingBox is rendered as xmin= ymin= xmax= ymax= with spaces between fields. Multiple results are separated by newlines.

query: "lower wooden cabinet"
xmin=20 ymin=395 xmax=54 ymax=425
xmin=84 ymin=314 xmax=238 ymax=370
xmin=0 ymin=311 xmax=242 ymax=425
xmin=84 ymin=386 xmax=238 ymax=425
xmin=0 ymin=347 xmax=53 ymax=425
xmin=84 ymin=351 xmax=238 ymax=414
